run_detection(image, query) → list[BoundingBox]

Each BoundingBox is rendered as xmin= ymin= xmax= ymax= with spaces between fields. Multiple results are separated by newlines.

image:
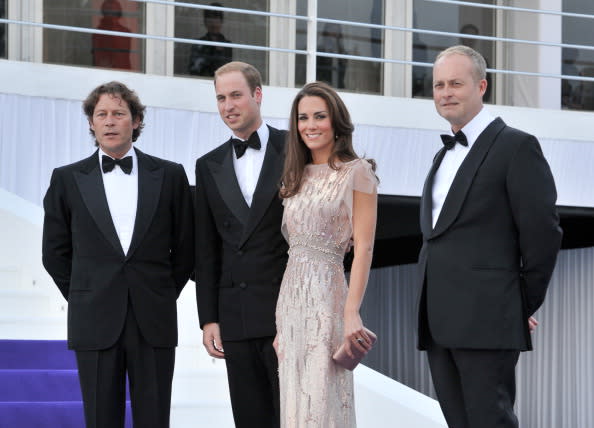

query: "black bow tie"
xmin=102 ymin=155 xmax=133 ymax=174
xmin=440 ymin=131 xmax=468 ymax=150
xmin=230 ymin=132 xmax=261 ymax=159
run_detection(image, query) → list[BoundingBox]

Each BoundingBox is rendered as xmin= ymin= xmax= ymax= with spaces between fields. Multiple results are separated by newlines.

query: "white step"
xmin=175 ymin=343 xmax=230 ymax=369
xmin=0 ymin=314 xmax=67 ymax=339
xmin=171 ymin=400 xmax=234 ymax=428
xmin=177 ymin=321 xmax=203 ymax=346
xmin=176 ymin=286 xmax=202 ymax=347
xmin=0 ymin=266 xmax=20 ymax=288
xmin=172 ymin=368 xmax=230 ymax=402
xmin=0 ymin=289 xmax=59 ymax=317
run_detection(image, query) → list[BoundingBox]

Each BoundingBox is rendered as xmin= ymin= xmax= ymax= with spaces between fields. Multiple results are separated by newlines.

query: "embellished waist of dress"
xmin=287 ymin=233 xmax=346 ymax=265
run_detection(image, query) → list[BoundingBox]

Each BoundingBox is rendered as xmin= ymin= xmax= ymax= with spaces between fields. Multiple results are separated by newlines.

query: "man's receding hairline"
xmin=434 ymin=52 xmax=484 ymax=82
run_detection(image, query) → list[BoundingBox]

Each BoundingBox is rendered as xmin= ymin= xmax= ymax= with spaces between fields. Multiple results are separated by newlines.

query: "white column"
xmin=269 ymin=0 xmax=296 ymax=87
xmin=494 ymin=4 xmax=506 ymax=106
xmin=7 ymin=0 xmax=42 ymax=63
xmin=501 ymin=0 xmax=562 ymax=109
xmin=537 ymin=0 xmax=562 ymax=109
xmin=383 ymin=0 xmax=412 ymax=98
xmin=305 ymin=0 xmax=317 ymax=83
xmin=145 ymin=0 xmax=174 ymax=76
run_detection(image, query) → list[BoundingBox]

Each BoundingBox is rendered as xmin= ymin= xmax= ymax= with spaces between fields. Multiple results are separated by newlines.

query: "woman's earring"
xmin=335 ymin=134 xmax=339 ymax=140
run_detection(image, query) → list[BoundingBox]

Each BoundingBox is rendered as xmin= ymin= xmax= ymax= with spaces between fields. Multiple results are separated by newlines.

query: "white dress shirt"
xmin=232 ymin=122 xmax=269 ymax=207
xmin=432 ymin=108 xmax=495 ymax=228
xmin=99 ymin=147 xmax=138 ymax=255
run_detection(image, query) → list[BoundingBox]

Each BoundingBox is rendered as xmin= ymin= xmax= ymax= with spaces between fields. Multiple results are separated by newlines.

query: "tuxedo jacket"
xmin=42 ymin=148 xmax=194 ymax=351
xmin=417 ymin=118 xmax=562 ymax=352
xmin=195 ymin=126 xmax=288 ymax=341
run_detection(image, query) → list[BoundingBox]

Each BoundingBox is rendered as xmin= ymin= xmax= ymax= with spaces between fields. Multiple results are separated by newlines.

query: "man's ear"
xmin=254 ymin=86 xmax=263 ymax=104
xmin=479 ymin=78 xmax=488 ymax=97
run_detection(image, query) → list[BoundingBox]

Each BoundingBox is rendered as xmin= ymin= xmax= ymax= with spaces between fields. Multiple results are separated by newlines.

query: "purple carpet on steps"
xmin=0 ymin=339 xmax=76 ymax=370
xmin=0 ymin=340 xmax=132 ymax=428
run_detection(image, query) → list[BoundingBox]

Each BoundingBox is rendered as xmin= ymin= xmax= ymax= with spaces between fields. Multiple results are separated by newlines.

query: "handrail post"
xmin=305 ymin=0 xmax=317 ymax=83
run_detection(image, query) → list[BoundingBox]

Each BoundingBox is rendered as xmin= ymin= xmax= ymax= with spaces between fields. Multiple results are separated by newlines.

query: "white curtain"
xmin=4 ymin=92 xmax=594 ymax=208
xmin=0 ymin=93 xmax=287 ymax=206
xmin=361 ymin=248 xmax=594 ymax=428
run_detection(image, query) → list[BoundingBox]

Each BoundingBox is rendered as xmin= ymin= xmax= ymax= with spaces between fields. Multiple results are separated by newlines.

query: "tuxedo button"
xmin=237 ymin=250 xmax=244 ymax=256
xmin=239 ymin=282 xmax=247 ymax=289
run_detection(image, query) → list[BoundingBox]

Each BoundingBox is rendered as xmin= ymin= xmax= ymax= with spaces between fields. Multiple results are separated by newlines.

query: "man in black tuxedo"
xmin=42 ymin=81 xmax=194 ymax=428
xmin=417 ymin=46 xmax=562 ymax=428
xmin=195 ymin=61 xmax=287 ymax=428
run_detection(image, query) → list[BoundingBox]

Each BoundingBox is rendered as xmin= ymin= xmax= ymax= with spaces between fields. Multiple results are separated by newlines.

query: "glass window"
xmin=43 ymin=0 xmax=145 ymax=71
xmin=295 ymin=0 xmax=383 ymax=94
xmin=0 ymin=0 xmax=6 ymax=59
xmin=562 ymin=0 xmax=594 ymax=110
xmin=412 ymin=0 xmax=495 ymax=103
xmin=174 ymin=1 xmax=268 ymax=83
xmin=294 ymin=0 xmax=307 ymax=87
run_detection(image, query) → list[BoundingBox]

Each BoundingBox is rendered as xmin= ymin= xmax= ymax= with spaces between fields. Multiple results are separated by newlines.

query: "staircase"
xmin=0 ymin=188 xmax=235 ymax=427
xmin=0 ymin=281 xmax=234 ymax=428
xmin=0 ymin=339 xmax=133 ymax=427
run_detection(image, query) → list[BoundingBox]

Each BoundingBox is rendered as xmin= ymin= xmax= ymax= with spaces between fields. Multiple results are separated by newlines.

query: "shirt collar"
xmin=231 ymin=121 xmax=269 ymax=151
xmin=457 ymin=108 xmax=495 ymax=148
xmin=98 ymin=146 xmax=137 ymax=174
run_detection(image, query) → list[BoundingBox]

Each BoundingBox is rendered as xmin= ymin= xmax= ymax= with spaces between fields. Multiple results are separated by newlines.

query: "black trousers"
xmin=75 ymin=304 xmax=175 ymax=428
xmin=222 ymin=337 xmax=280 ymax=428
xmin=426 ymin=336 xmax=520 ymax=428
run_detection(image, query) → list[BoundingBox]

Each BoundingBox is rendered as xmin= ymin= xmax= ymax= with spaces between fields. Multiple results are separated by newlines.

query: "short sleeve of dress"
xmin=343 ymin=159 xmax=378 ymax=225
xmin=352 ymin=159 xmax=378 ymax=195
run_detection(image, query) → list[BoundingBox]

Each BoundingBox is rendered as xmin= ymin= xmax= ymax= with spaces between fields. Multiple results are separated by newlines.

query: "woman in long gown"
xmin=274 ymin=82 xmax=378 ymax=427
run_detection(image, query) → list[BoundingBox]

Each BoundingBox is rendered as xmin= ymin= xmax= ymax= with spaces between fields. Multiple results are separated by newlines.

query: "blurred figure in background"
xmin=189 ymin=2 xmax=233 ymax=77
xmin=317 ymin=23 xmax=347 ymax=89
xmin=92 ymin=0 xmax=134 ymax=70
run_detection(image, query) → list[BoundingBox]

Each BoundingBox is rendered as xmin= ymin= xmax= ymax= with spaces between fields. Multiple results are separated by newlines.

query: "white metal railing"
xmin=130 ymin=0 xmax=309 ymax=21
xmin=423 ymin=0 xmax=594 ymax=20
xmin=0 ymin=17 xmax=305 ymax=55
xmin=127 ymin=0 xmax=594 ymax=82
xmin=2 ymin=1 xmax=594 ymax=85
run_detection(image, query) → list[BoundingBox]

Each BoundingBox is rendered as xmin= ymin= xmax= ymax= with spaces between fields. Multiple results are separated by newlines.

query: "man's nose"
xmin=224 ymin=99 xmax=234 ymax=111
xmin=443 ymin=84 xmax=455 ymax=96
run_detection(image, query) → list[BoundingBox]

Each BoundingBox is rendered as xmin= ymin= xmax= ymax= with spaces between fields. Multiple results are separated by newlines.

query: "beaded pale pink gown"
xmin=275 ymin=159 xmax=377 ymax=428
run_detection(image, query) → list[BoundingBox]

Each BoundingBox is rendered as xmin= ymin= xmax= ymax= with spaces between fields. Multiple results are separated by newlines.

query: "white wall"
xmin=1 ymin=59 xmax=594 ymax=208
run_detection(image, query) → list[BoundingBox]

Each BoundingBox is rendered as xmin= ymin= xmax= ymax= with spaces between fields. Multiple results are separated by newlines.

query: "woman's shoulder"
xmin=343 ymin=158 xmax=376 ymax=173
xmin=345 ymin=158 xmax=378 ymax=193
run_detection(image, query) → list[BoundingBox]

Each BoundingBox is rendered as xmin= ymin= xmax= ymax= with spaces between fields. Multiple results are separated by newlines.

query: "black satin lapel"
xmin=239 ymin=137 xmax=283 ymax=247
xmin=420 ymin=147 xmax=447 ymax=239
xmin=73 ymin=164 xmax=124 ymax=255
xmin=127 ymin=153 xmax=163 ymax=259
xmin=432 ymin=118 xmax=506 ymax=238
xmin=208 ymin=145 xmax=250 ymax=225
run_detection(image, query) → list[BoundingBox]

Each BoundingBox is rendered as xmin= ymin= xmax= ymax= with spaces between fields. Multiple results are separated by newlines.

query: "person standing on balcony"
xmin=194 ymin=61 xmax=287 ymax=428
xmin=417 ymin=45 xmax=562 ymax=428
xmin=92 ymin=0 xmax=134 ymax=70
xmin=317 ymin=23 xmax=347 ymax=89
xmin=42 ymin=81 xmax=194 ymax=428
xmin=188 ymin=2 xmax=233 ymax=77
